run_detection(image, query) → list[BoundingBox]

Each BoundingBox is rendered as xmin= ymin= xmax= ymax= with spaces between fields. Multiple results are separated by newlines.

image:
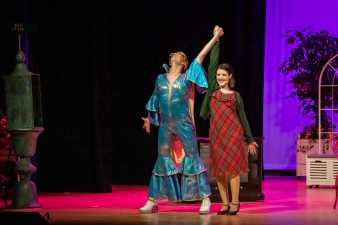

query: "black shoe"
xmin=228 ymin=203 xmax=240 ymax=216
xmin=217 ymin=205 xmax=230 ymax=215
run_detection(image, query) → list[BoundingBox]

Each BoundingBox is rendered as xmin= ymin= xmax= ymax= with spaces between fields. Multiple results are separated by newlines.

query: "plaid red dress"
xmin=209 ymin=90 xmax=248 ymax=180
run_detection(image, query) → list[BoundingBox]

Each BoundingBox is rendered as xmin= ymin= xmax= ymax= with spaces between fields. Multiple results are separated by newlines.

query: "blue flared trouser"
xmin=148 ymin=119 xmax=211 ymax=201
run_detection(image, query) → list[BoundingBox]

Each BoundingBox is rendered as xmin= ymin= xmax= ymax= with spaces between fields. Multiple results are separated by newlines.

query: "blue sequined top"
xmin=146 ymin=59 xmax=208 ymax=125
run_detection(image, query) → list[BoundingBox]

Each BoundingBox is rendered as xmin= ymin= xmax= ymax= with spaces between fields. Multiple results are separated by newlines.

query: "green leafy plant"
xmin=280 ymin=29 xmax=338 ymax=138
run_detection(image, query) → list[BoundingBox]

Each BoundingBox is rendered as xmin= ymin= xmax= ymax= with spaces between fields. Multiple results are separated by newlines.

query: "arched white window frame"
xmin=318 ymin=54 xmax=338 ymax=154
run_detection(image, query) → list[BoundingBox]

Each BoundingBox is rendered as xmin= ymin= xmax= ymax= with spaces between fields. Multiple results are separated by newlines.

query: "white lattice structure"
xmin=318 ymin=54 xmax=338 ymax=155
xmin=306 ymin=54 xmax=338 ymax=187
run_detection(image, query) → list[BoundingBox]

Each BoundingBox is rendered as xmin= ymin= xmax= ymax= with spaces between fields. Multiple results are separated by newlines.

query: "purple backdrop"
xmin=264 ymin=0 xmax=338 ymax=170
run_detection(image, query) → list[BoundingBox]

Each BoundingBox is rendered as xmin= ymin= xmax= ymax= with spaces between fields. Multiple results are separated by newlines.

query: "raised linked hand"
xmin=213 ymin=25 xmax=220 ymax=35
xmin=213 ymin=25 xmax=224 ymax=40
xmin=196 ymin=25 xmax=225 ymax=64
xmin=141 ymin=117 xmax=151 ymax=133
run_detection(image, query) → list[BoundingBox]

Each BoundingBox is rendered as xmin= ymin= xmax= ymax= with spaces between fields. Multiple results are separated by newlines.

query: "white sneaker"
xmin=199 ymin=197 xmax=211 ymax=215
xmin=139 ymin=199 xmax=158 ymax=214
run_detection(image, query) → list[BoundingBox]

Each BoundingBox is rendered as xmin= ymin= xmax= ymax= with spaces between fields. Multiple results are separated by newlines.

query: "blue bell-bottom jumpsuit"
xmin=145 ymin=59 xmax=211 ymax=201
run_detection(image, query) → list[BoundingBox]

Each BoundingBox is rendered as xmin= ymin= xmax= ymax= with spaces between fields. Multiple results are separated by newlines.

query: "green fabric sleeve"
xmin=235 ymin=92 xmax=255 ymax=143
xmin=199 ymin=41 xmax=220 ymax=120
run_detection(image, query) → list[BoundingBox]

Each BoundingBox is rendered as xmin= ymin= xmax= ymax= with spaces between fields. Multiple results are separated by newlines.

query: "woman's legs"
xmin=229 ymin=175 xmax=240 ymax=212
xmin=216 ymin=179 xmax=229 ymax=209
xmin=229 ymin=175 xmax=240 ymax=204
xmin=216 ymin=175 xmax=240 ymax=215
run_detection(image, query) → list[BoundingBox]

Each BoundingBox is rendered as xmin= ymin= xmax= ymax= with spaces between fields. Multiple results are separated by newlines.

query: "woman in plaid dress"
xmin=200 ymin=26 xmax=258 ymax=215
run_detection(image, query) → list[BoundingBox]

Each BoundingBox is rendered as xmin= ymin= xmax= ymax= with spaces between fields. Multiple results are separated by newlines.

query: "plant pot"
xmin=10 ymin=127 xmax=44 ymax=208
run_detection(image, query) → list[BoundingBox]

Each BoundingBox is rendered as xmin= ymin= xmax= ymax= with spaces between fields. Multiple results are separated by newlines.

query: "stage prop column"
xmin=3 ymin=24 xmax=44 ymax=208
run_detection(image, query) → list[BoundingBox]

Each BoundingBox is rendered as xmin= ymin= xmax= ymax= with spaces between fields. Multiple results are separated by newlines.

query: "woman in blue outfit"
xmin=140 ymin=26 xmax=224 ymax=214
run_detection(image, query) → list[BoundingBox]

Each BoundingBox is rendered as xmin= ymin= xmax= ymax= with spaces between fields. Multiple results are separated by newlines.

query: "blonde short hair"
xmin=169 ymin=51 xmax=189 ymax=71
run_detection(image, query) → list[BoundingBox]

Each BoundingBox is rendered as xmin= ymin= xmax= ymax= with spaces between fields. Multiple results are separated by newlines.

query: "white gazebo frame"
xmin=318 ymin=54 xmax=338 ymax=154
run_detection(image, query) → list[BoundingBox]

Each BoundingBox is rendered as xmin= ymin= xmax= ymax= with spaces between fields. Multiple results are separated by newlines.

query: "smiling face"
xmin=216 ymin=68 xmax=232 ymax=88
xmin=216 ymin=63 xmax=235 ymax=89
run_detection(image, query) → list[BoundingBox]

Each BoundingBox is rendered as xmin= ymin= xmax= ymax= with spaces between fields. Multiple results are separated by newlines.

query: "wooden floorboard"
xmin=1 ymin=176 xmax=338 ymax=225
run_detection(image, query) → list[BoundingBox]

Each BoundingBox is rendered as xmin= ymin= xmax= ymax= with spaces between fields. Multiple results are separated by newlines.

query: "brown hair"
xmin=217 ymin=63 xmax=235 ymax=88
xmin=169 ymin=51 xmax=189 ymax=71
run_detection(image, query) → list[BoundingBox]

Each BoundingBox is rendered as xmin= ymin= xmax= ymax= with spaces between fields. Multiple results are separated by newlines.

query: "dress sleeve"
xmin=186 ymin=59 xmax=208 ymax=93
xmin=236 ymin=92 xmax=254 ymax=143
xmin=145 ymin=77 xmax=160 ymax=126
xmin=199 ymin=42 xmax=220 ymax=119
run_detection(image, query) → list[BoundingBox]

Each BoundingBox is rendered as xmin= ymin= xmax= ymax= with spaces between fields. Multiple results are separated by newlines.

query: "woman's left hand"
xmin=248 ymin=142 xmax=258 ymax=155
